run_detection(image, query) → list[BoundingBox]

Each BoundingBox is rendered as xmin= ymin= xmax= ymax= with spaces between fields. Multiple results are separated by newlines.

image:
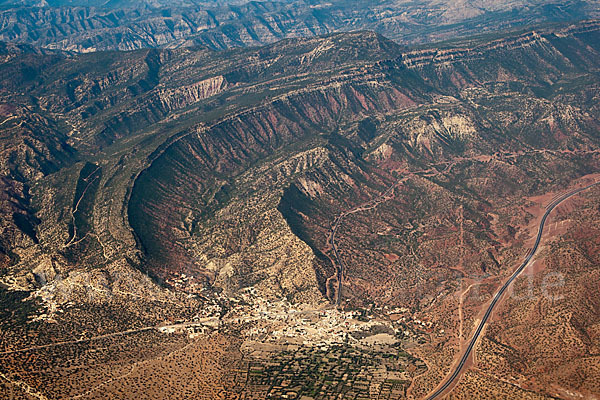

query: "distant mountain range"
xmin=0 ymin=0 xmax=598 ymax=51
xmin=0 ymin=0 xmax=246 ymax=7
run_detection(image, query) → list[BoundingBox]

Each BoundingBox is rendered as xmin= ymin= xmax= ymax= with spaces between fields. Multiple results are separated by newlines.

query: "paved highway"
xmin=426 ymin=181 xmax=600 ymax=399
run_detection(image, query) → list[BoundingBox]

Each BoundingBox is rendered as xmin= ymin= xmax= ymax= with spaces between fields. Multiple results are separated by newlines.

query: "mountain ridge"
xmin=1 ymin=0 xmax=598 ymax=52
xmin=1 ymin=19 xmax=600 ymax=399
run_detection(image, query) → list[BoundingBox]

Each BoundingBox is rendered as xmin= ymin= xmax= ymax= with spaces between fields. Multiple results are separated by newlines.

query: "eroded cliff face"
xmin=1 ymin=22 xmax=600 ymax=399
xmin=128 ymin=77 xmax=417 ymax=295
xmin=122 ymin=22 xmax=600 ymax=305
xmin=155 ymin=75 xmax=226 ymax=110
xmin=1 ymin=22 xmax=598 ymax=301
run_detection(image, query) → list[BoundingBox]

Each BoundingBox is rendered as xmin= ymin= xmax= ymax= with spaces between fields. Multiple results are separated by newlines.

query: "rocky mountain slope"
xmin=0 ymin=20 xmax=599 ymax=399
xmin=0 ymin=0 xmax=599 ymax=52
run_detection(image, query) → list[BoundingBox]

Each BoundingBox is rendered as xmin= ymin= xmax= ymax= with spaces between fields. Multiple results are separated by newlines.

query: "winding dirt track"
xmin=328 ymin=177 xmax=405 ymax=305
xmin=425 ymin=180 xmax=600 ymax=399
xmin=0 ymin=320 xmax=214 ymax=356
